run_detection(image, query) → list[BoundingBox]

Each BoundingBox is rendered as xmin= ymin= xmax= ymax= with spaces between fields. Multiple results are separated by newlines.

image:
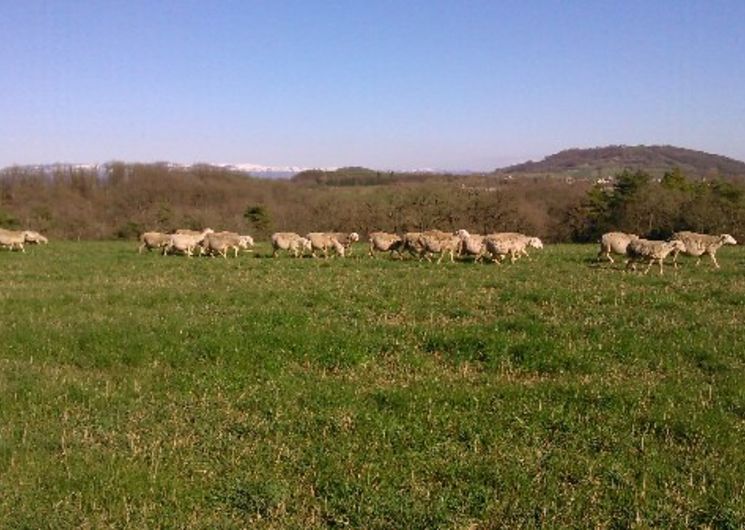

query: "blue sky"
xmin=1 ymin=1 xmax=744 ymax=170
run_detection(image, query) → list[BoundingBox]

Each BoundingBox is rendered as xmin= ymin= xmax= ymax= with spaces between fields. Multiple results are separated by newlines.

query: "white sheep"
xmin=305 ymin=232 xmax=346 ymax=258
xmin=138 ymin=231 xmax=171 ymax=254
xmin=174 ymin=228 xmax=214 ymax=236
xmin=23 ymin=231 xmax=48 ymax=245
xmin=368 ymin=231 xmax=404 ymax=258
xmin=493 ymin=232 xmax=544 ymax=260
xmin=598 ymin=232 xmax=639 ymax=263
xmin=483 ymin=233 xmax=543 ymax=263
xmin=271 ymin=232 xmax=311 ymax=258
xmin=419 ymin=230 xmax=461 ymax=263
xmin=669 ymin=231 xmax=737 ymax=269
xmin=327 ymin=232 xmax=360 ymax=255
xmin=239 ymin=235 xmax=254 ymax=252
xmin=202 ymin=232 xmax=250 ymax=258
xmin=456 ymin=229 xmax=486 ymax=262
xmin=625 ymin=239 xmax=686 ymax=275
xmin=0 ymin=229 xmax=30 ymax=252
xmin=164 ymin=228 xmax=213 ymax=257
xmin=402 ymin=232 xmax=427 ymax=260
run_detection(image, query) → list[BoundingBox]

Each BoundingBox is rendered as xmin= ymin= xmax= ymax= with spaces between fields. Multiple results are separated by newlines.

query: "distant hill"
xmin=291 ymin=166 xmax=463 ymax=186
xmin=497 ymin=145 xmax=745 ymax=179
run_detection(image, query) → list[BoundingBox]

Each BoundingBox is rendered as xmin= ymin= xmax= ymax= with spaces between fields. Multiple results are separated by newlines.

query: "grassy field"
xmin=1 ymin=241 xmax=744 ymax=528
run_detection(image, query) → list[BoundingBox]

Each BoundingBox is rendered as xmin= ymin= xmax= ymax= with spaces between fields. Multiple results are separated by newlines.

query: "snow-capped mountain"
xmin=1 ymin=161 xmax=478 ymax=178
xmin=0 ymin=162 xmax=338 ymax=179
xmin=216 ymin=163 xmax=338 ymax=178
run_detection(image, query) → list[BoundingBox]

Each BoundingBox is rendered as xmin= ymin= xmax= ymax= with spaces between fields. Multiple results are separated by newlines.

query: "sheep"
xmin=0 ymin=230 xmax=30 ymax=252
xmin=164 ymin=228 xmax=213 ymax=257
xmin=402 ymin=232 xmax=427 ymax=260
xmin=487 ymin=232 xmax=544 ymax=260
xmin=483 ymin=233 xmax=543 ymax=264
xmin=483 ymin=236 xmax=521 ymax=264
xmin=201 ymin=231 xmax=253 ymax=257
xmin=202 ymin=232 xmax=251 ymax=258
xmin=24 ymin=231 xmax=48 ymax=245
xmin=305 ymin=232 xmax=346 ymax=258
xmin=138 ymin=231 xmax=171 ymax=254
xmin=327 ymin=232 xmax=360 ymax=255
xmin=368 ymin=231 xmax=404 ymax=258
xmin=174 ymin=228 xmax=213 ymax=236
xmin=669 ymin=231 xmax=737 ymax=269
xmin=625 ymin=239 xmax=686 ymax=275
xmin=239 ymin=235 xmax=254 ymax=252
xmin=172 ymin=228 xmax=214 ymax=255
xmin=456 ymin=229 xmax=486 ymax=262
xmin=419 ymin=230 xmax=461 ymax=263
xmin=271 ymin=232 xmax=311 ymax=258
xmin=598 ymin=232 xmax=639 ymax=263
xmin=400 ymin=230 xmax=451 ymax=261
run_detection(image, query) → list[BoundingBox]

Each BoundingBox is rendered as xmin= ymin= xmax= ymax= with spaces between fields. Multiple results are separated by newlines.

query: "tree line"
xmin=0 ymin=163 xmax=743 ymax=243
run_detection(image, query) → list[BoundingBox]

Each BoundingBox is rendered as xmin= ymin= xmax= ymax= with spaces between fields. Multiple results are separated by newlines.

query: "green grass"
xmin=1 ymin=242 xmax=744 ymax=528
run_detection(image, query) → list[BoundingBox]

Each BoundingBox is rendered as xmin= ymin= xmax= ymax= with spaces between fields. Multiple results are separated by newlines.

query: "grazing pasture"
xmin=1 ymin=242 xmax=744 ymax=528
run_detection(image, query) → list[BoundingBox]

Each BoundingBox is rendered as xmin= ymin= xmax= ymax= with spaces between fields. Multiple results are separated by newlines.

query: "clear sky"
xmin=1 ymin=1 xmax=744 ymax=170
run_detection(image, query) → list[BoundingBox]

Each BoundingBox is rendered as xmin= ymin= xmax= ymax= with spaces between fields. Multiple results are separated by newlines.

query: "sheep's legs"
xmin=709 ymin=253 xmax=720 ymax=269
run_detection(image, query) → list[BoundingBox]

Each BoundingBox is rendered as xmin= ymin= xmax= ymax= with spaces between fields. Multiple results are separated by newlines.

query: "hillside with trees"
xmin=2 ymin=146 xmax=745 ymax=243
xmin=291 ymin=167 xmax=464 ymax=186
xmin=498 ymin=145 xmax=745 ymax=180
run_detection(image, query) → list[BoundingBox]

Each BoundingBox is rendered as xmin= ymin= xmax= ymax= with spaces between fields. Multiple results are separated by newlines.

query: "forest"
xmin=1 ymin=162 xmax=744 ymax=243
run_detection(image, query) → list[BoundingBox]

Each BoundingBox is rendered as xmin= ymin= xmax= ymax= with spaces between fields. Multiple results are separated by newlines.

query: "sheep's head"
xmin=300 ymin=237 xmax=312 ymax=252
xmin=348 ymin=232 xmax=360 ymax=243
xmin=456 ymin=229 xmax=470 ymax=239
xmin=528 ymin=237 xmax=543 ymax=249
xmin=721 ymin=234 xmax=737 ymax=245
xmin=203 ymin=228 xmax=214 ymax=235
xmin=669 ymin=240 xmax=687 ymax=253
xmin=240 ymin=235 xmax=254 ymax=247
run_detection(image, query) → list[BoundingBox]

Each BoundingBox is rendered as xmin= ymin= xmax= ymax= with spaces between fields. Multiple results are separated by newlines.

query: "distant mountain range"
xmin=215 ymin=163 xmax=338 ymax=179
xmin=4 ymin=145 xmax=744 ymax=181
xmin=0 ymin=162 xmax=337 ymax=180
xmin=496 ymin=145 xmax=745 ymax=179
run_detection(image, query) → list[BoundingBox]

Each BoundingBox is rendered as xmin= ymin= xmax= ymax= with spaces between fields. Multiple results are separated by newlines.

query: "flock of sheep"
xmin=139 ymin=229 xmax=255 ymax=258
xmin=365 ymin=230 xmax=544 ymax=263
xmin=0 ymin=228 xmax=48 ymax=252
xmin=598 ymin=231 xmax=738 ymax=274
xmin=2 ymin=226 xmax=737 ymax=273
xmin=137 ymin=228 xmax=545 ymax=264
xmin=135 ymin=227 xmax=738 ymax=273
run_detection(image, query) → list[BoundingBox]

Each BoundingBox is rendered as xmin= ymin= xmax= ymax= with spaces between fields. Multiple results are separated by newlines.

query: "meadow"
xmin=1 ymin=242 xmax=744 ymax=528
